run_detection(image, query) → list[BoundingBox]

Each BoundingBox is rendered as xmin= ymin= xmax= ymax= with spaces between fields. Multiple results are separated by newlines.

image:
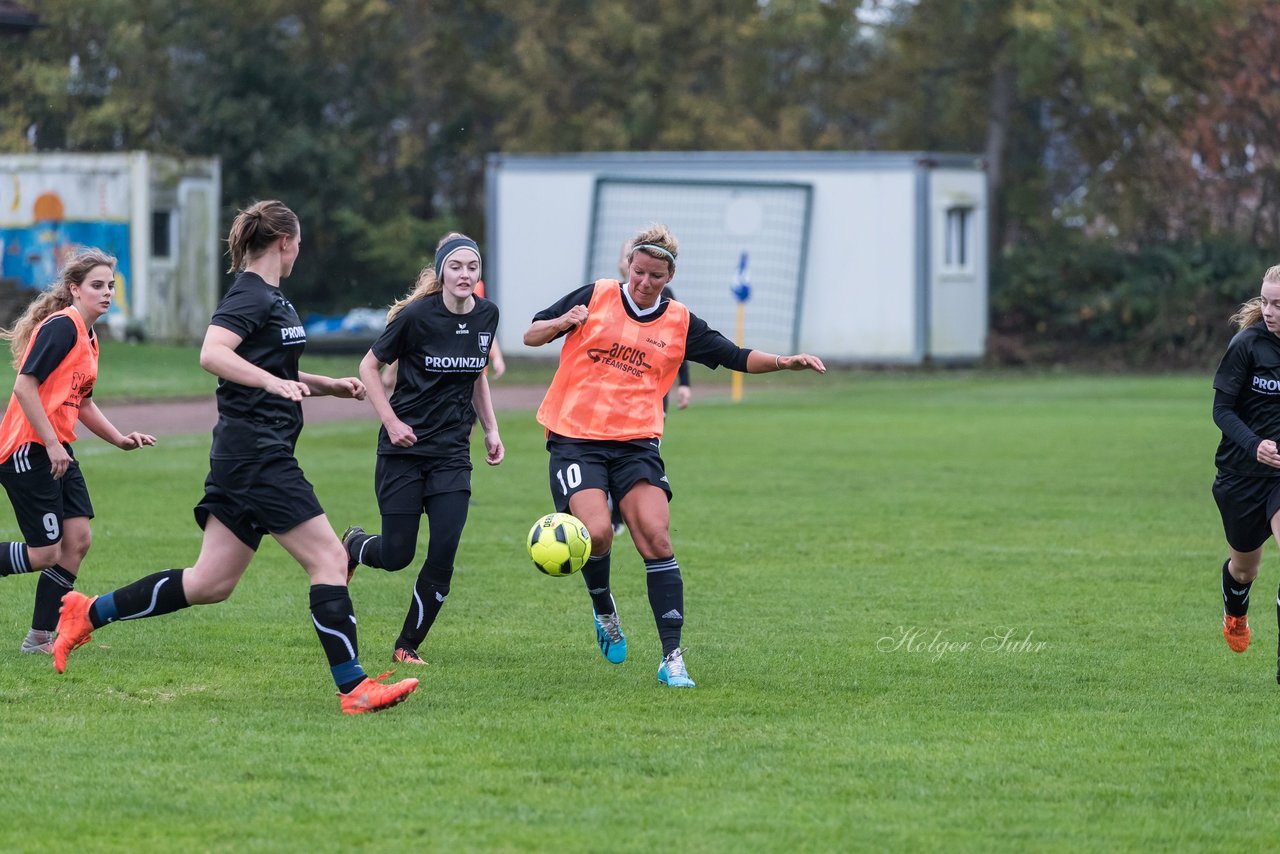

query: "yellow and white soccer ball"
xmin=527 ymin=512 xmax=591 ymax=577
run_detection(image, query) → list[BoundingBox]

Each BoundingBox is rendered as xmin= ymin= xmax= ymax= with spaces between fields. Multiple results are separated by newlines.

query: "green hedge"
xmin=989 ymin=234 xmax=1280 ymax=369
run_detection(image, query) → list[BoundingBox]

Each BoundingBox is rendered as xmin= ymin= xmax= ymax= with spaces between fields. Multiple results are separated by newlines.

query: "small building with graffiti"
xmin=0 ymin=152 xmax=220 ymax=342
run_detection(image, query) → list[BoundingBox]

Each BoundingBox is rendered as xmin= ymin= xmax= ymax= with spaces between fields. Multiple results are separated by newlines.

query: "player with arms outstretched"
xmin=523 ymin=223 xmax=825 ymax=687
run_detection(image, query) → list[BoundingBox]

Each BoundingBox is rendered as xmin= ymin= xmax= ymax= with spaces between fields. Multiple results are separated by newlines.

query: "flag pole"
xmin=730 ymin=251 xmax=750 ymax=403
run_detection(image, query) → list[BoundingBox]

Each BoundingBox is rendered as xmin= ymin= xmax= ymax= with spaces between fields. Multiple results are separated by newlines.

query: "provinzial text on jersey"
xmin=1252 ymin=375 xmax=1280 ymax=394
xmin=424 ymin=355 xmax=488 ymax=370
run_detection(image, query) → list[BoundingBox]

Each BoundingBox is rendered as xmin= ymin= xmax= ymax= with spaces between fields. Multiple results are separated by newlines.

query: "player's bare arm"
xmin=523 ymin=305 xmax=588 ymax=346
xmin=200 ymin=325 xmax=310 ymax=401
xmin=77 ymin=399 xmax=155 ymax=450
xmin=12 ymin=373 xmax=71 ymax=477
xmin=299 ymin=371 xmax=365 ymax=400
xmin=358 ymin=350 xmax=415 ymax=447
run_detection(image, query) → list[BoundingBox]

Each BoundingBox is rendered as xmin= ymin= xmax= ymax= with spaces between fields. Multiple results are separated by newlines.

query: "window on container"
xmin=944 ymin=206 xmax=972 ymax=269
xmin=152 ymin=210 xmax=172 ymax=258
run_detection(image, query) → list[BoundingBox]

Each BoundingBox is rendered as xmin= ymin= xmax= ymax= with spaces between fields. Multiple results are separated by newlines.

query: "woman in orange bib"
xmin=524 ymin=223 xmax=826 ymax=687
xmin=0 ymin=248 xmax=155 ymax=654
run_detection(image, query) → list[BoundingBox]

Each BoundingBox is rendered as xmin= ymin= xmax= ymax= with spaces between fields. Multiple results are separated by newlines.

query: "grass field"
xmin=0 ymin=338 xmax=564 ymax=402
xmin=0 ymin=368 xmax=1272 ymax=851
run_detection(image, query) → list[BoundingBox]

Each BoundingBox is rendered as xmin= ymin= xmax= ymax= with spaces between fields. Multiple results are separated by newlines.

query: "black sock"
xmin=1223 ymin=559 xmax=1253 ymax=617
xmin=32 ymin=565 xmax=76 ymax=631
xmin=397 ymin=564 xmax=451 ymax=651
xmin=348 ymin=514 xmax=420 ymax=571
xmin=90 ymin=569 xmax=190 ymax=628
xmin=582 ymin=551 xmax=614 ymax=616
xmin=309 ymin=584 xmax=366 ymax=693
xmin=0 ymin=542 xmax=33 ymax=577
xmin=346 ymin=530 xmax=379 ymax=566
xmin=645 ymin=556 xmax=684 ymax=656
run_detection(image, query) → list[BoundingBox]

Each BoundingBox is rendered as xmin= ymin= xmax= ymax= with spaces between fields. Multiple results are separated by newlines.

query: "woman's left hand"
xmin=117 ymin=432 xmax=157 ymax=450
xmin=779 ymin=353 xmax=827 ymax=374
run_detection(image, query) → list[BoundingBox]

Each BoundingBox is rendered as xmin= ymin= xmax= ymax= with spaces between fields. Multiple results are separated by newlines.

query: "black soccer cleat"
xmin=341 ymin=525 xmax=365 ymax=583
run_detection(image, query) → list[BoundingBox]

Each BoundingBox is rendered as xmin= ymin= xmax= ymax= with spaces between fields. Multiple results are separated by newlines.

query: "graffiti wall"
xmin=0 ymin=168 xmax=133 ymax=318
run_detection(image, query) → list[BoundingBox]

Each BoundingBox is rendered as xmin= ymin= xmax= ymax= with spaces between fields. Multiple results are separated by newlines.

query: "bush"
xmin=990 ymin=233 xmax=1280 ymax=369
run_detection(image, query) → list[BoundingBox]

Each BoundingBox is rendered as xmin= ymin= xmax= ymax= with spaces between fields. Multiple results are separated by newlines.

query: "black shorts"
xmin=375 ymin=453 xmax=471 ymax=516
xmin=0 ymin=442 xmax=93 ymax=546
xmin=1212 ymin=472 xmax=1280 ymax=552
xmin=195 ymin=453 xmax=325 ymax=550
xmin=546 ymin=436 xmax=672 ymax=513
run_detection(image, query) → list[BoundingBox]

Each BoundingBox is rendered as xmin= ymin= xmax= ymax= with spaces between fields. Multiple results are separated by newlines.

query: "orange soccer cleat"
xmin=339 ymin=671 xmax=419 ymax=714
xmin=53 ymin=592 xmax=97 ymax=673
xmin=1223 ymin=613 xmax=1251 ymax=653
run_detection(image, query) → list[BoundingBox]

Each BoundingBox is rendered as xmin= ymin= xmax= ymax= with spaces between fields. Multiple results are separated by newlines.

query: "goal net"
xmin=585 ymin=177 xmax=813 ymax=354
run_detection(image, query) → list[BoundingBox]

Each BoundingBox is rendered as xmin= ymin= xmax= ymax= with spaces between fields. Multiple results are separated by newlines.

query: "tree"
xmin=1183 ymin=3 xmax=1280 ymax=244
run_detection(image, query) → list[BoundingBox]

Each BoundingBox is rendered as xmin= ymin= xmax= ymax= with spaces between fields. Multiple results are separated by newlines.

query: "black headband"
xmin=434 ymin=237 xmax=482 ymax=279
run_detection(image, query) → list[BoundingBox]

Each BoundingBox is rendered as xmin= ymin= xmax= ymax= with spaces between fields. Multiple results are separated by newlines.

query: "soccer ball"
xmin=527 ymin=512 xmax=591 ymax=577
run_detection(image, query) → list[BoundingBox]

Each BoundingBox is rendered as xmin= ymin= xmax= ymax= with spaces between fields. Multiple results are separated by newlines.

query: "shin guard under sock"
xmin=645 ymin=556 xmax=684 ymax=656
xmin=310 ymin=584 xmax=366 ymax=693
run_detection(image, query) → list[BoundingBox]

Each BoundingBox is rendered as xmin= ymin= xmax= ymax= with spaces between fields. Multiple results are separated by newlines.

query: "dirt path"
xmin=100 ymin=384 xmax=550 ymax=437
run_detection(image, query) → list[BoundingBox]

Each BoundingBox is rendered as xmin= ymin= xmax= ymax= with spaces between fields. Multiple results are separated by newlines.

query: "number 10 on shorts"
xmin=555 ymin=463 xmax=582 ymax=496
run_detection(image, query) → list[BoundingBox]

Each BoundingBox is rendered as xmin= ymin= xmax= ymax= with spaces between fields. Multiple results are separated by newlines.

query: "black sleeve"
xmin=683 ymin=311 xmax=751 ymax=371
xmin=19 ymin=315 xmax=78 ymax=384
xmin=531 ymin=284 xmax=596 ymax=341
xmin=1212 ymin=332 xmax=1252 ymax=396
xmin=209 ymin=286 xmax=267 ymax=340
xmin=1214 ymin=388 xmax=1263 ymax=458
xmin=83 ymin=329 xmax=95 ymax=399
xmin=370 ymin=306 xmax=411 ymax=364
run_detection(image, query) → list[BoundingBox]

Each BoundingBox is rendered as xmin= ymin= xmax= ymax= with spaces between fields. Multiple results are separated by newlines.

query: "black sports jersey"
xmin=207 ymin=272 xmax=307 ymax=459
xmin=21 ymin=315 xmax=94 ymax=395
xmin=1212 ymin=322 xmax=1280 ymax=476
xmin=533 ymin=282 xmax=748 ymax=371
xmin=372 ymin=292 xmax=498 ymax=458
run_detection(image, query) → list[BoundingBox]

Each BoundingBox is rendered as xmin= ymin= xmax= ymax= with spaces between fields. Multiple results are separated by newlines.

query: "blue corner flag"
xmin=730 ymin=251 xmax=751 ymax=303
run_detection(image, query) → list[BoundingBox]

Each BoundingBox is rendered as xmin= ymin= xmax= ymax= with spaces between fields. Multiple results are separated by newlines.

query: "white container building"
xmin=486 ymin=151 xmax=987 ymax=363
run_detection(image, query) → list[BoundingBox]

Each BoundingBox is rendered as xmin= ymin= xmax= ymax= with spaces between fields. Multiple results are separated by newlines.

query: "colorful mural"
xmin=0 ymin=176 xmax=132 ymax=319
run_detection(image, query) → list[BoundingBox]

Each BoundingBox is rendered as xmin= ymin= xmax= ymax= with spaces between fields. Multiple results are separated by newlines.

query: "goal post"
xmin=585 ymin=177 xmax=813 ymax=355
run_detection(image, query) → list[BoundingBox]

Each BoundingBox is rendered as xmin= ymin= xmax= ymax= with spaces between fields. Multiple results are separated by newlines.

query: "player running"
xmin=340 ymin=232 xmax=503 ymax=665
xmin=523 ymin=223 xmax=826 ymax=687
xmin=0 ymin=248 xmax=155 ymax=654
xmin=52 ymin=200 xmax=418 ymax=714
xmin=1212 ymin=264 xmax=1280 ymax=682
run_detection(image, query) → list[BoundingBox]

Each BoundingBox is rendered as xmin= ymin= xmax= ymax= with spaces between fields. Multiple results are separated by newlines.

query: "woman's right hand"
xmin=1258 ymin=439 xmax=1280 ymax=468
xmin=559 ymin=305 xmax=589 ymax=331
xmin=386 ymin=417 xmax=417 ymax=448
xmin=47 ymin=443 xmax=72 ymax=480
xmin=265 ymin=378 xmax=311 ymax=401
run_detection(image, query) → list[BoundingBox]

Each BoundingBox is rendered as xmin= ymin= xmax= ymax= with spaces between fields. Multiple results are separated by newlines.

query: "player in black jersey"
xmin=340 ymin=233 xmax=503 ymax=665
xmin=1211 ymin=265 xmax=1280 ymax=676
xmin=53 ymin=200 xmax=419 ymax=714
